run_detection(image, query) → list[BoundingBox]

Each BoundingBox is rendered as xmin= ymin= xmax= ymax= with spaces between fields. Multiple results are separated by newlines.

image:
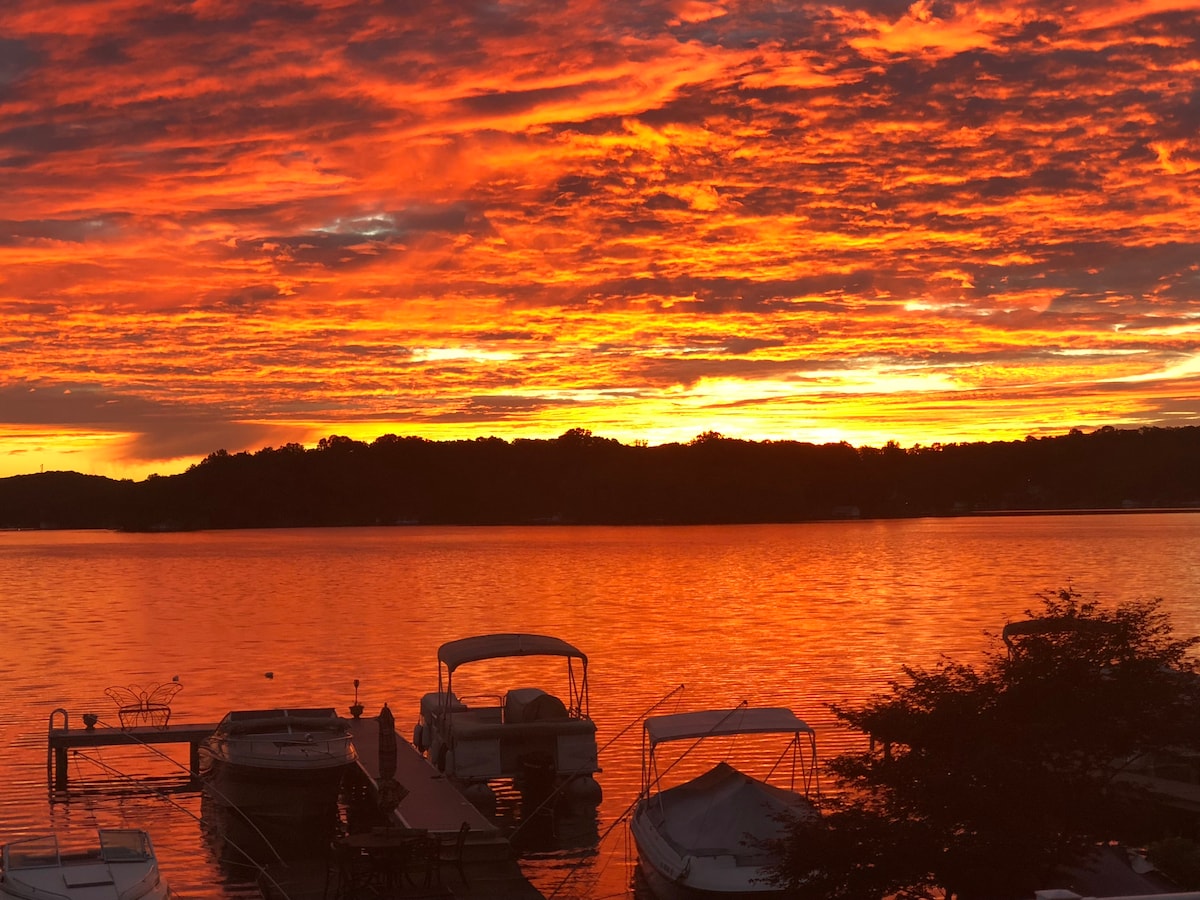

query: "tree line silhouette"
xmin=2 ymin=425 xmax=1198 ymax=531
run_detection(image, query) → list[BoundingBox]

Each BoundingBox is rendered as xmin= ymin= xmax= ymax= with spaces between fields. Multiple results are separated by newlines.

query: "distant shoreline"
xmin=3 ymin=505 xmax=1200 ymax=536
xmin=952 ymin=506 xmax=1200 ymax=518
xmin=4 ymin=427 xmax=1199 ymax=531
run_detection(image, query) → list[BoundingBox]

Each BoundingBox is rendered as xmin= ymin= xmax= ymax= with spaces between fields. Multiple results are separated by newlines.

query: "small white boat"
xmin=412 ymin=633 xmax=601 ymax=804
xmin=630 ymin=706 xmax=820 ymax=899
xmin=0 ymin=829 xmax=170 ymax=900
xmin=198 ymin=707 xmax=357 ymax=816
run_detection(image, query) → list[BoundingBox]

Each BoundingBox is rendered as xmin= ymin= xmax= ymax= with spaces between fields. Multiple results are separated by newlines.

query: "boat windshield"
xmin=3 ymin=835 xmax=61 ymax=869
xmin=100 ymin=830 xmax=151 ymax=862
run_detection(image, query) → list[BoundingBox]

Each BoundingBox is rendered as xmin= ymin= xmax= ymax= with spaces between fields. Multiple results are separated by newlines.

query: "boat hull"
xmin=631 ymin=806 xmax=786 ymax=899
xmin=1 ymin=869 xmax=170 ymax=900
xmin=199 ymin=756 xmax=350 ymax=818
xmin=634 ymin=857 xmax=781 ymax=900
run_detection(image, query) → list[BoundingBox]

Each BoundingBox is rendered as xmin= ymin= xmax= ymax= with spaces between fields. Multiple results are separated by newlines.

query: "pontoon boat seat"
xmin=504 ymin=688 xmax=568 ymax=723
xmin=420 ymin=691 xmax=468 ymax=719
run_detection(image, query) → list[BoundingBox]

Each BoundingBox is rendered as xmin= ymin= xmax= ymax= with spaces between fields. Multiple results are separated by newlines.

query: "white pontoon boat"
xmin=412 ymin=633 xmax=601 ymax=804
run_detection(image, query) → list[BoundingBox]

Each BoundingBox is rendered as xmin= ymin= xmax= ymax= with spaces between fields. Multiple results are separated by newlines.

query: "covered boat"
xmin=412 ymin=633 xmax=601 ymax=805
xmin=630 ymin=707 xmax=819 ymax=899
xmin=1 ymin=829 xmax=170 ymax=900
xmin=198 ymin=707 xmax=357 ymax=817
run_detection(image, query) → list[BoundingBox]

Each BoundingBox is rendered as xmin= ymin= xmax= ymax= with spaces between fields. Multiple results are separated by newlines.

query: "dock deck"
xmin=46 ymin=720 xmax=217 ymax=789
xmin=345 ymin=716 xmax=508 ymax=857
xmin=264 ymin=714 xmax=540 ymax=899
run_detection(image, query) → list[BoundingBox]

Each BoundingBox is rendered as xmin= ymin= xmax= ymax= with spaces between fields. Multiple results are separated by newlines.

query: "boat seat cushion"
xmin=420 ymin=691 xmax=467 ymax=716
xmin=504 ymin=688 xmax=568 ymax=723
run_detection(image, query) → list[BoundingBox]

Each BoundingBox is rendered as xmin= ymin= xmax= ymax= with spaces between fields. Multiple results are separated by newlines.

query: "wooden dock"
xmin=46 ymin=718 xmax=217 ymax=789
xmin=45 ymin=707 xmax=544 ymax=898
xmin=345 ymin=715 xmax=509 ymax=858
xmin=269 ymin=714 xmax=541 ymax=899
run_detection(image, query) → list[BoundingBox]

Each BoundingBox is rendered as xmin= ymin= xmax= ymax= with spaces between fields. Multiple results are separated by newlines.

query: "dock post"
xmin=54 ymin=746 xmax=68 ymax=790
xmin=44 ymin=715 xmax=217 ymax=795
xmin=48 ymin=707 xmax=69 ymax=791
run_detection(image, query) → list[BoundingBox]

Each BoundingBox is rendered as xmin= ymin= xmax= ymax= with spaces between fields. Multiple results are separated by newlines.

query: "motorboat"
xmin=630 ymin=706 xmax=820 ymax=899
xmin=412 ymin=633 xmax=602 ymax=805
xmin=198 ymin=707 xmax=357 ymax=817
xmin=0 ymin=829 xmax=170 ymax=900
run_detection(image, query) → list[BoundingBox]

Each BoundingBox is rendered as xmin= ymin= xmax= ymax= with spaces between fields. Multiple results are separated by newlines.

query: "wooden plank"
xmin=344 ymin=716 xmax=529 ymax=890
xmin=49 ymin=724 xmax=218 ymax=748
xmin=346 ymin=717 xmax=507 ymax=852
xmin=48 ymin=722 xmax=218 ymax=788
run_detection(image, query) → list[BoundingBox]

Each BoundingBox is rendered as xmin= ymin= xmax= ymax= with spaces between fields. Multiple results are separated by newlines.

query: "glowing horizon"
xmin=2 ymin=0 xmax=1198 ymax=480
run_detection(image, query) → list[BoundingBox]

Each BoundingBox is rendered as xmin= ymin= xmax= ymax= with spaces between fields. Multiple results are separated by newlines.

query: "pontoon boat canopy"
xmin=438 ymin=633 xmax=587 ymax=672
xmin=645 ymin=707 xmax=812 ymax=747
xmin=1001 ymin=617 xmax=1120 ymax=650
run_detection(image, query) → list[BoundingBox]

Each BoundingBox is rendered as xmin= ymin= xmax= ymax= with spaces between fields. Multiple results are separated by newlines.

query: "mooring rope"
xmin=65 ymin=748 xmax=294 ymax=900
xmin=542 ymin=683 xmax=688 ymax=900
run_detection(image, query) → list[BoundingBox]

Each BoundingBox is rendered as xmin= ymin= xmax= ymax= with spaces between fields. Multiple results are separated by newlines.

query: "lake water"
xmin=2 ymin=514 xmax=1200 ymax=899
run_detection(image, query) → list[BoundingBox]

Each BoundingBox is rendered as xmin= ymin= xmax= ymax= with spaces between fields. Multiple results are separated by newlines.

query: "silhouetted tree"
xmin=767 ymin=588 xmax=1200 ymax=899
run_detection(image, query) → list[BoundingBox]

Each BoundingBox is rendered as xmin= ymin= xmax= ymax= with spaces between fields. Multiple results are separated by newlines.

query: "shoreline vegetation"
xmin=2 ymin=425 xmax=1198 ymax=532
xmin=768 ymin=589 xmax=1200 ymax=898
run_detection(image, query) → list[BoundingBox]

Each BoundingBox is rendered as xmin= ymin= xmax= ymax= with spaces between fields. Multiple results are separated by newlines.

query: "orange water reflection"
xmin=3 ymin=515 xmax=1200 ymax=898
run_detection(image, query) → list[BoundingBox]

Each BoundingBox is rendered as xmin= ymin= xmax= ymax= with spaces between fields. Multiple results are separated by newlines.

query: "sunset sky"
xmin=2 ymin=0 xmax=1198 ymax=480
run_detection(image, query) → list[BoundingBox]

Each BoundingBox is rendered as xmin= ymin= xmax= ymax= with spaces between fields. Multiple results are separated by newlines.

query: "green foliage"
xmin=768 ymin=588 xmax=1200 ymax=900
xmin=1149 ymin=837 xmax=1200 ymax=888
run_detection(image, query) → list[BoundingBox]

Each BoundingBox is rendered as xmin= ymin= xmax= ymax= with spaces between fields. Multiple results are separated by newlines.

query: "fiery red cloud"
xmin=1 ymin=0 xmax=1198 ymax=477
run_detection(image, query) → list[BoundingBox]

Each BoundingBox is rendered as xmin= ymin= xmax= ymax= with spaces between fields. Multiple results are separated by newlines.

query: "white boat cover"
xmin=648 ymin=762 xmax=818 ymax=861
xmin=438 ymin=633 xmax=587 ymax=671
xmin=645 ymin=707 xmax=812 ymax=747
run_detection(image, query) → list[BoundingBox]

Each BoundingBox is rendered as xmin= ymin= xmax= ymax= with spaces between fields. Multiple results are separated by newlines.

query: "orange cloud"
xmin=2 ymin=0 xmax=1199 ymax=478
